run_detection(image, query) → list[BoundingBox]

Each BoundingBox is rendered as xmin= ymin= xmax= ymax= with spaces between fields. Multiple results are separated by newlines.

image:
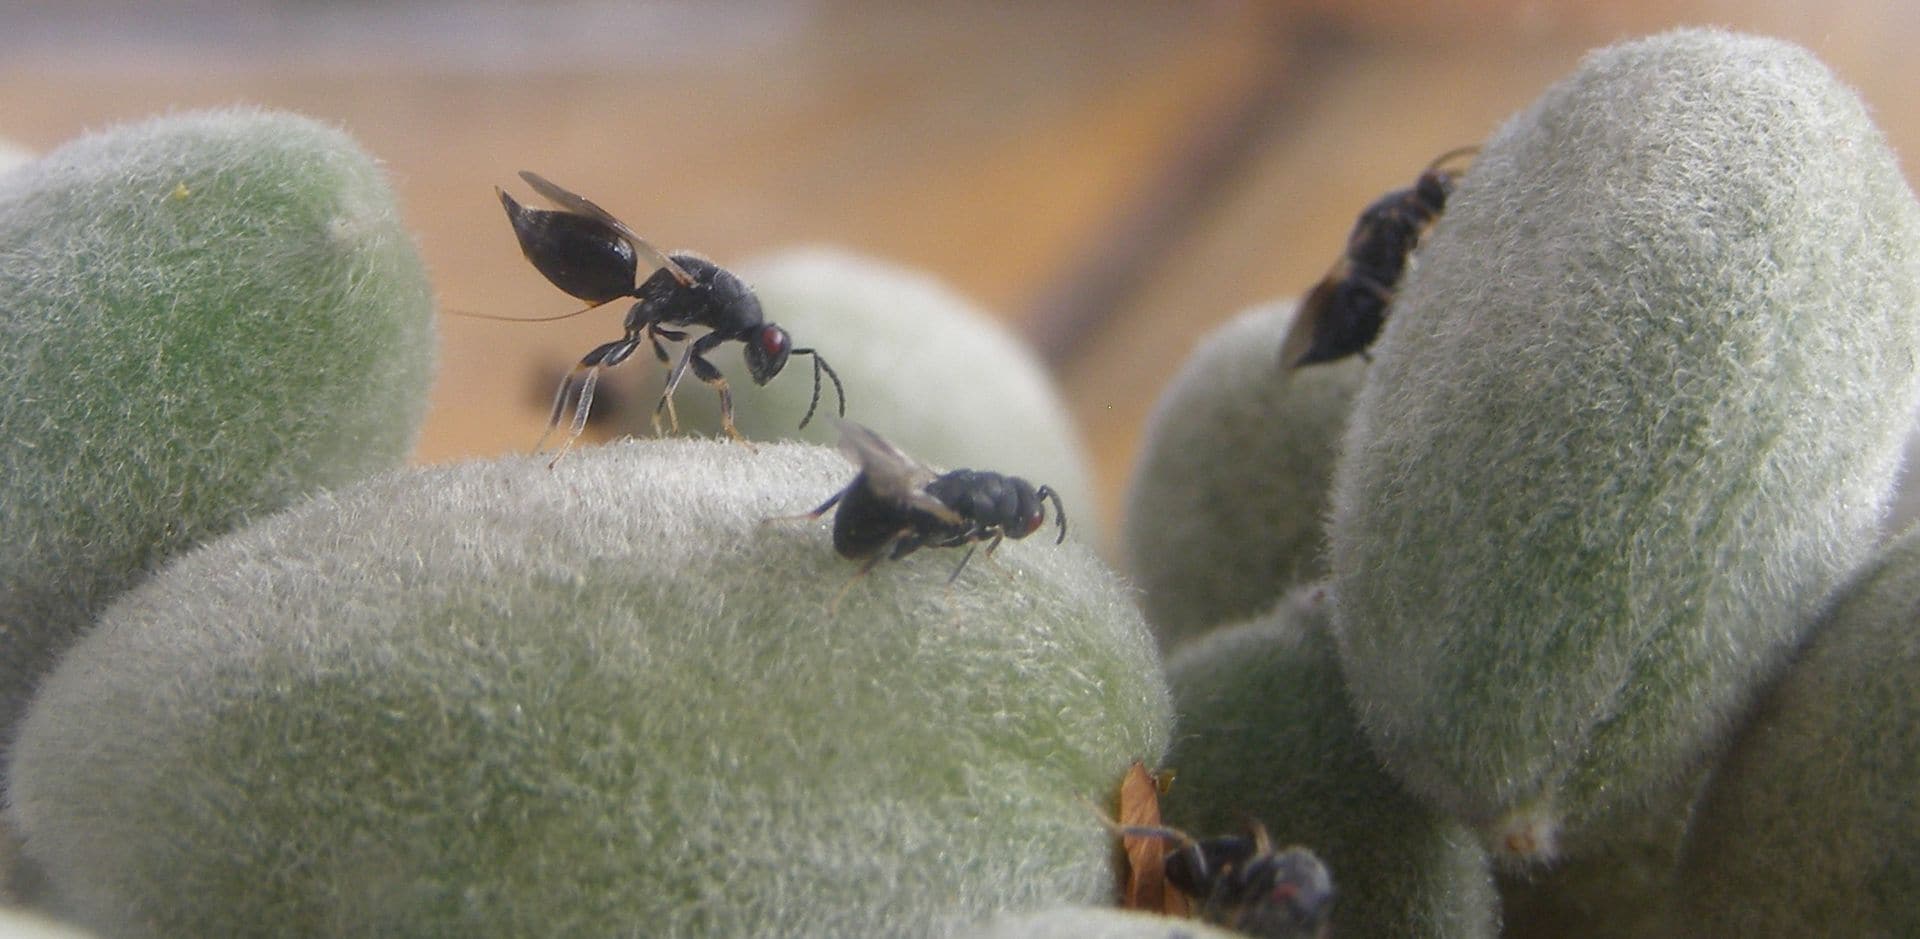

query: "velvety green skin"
xmin=1671 ymin=528 xmax=1920 ymax=935
xmin=0 ymin=109 xmax=435 ymax=750
xmin=6 ymin=440 xmax=1169 ymax=938
xmin=627 ymin=247 xmax=1100 ymax=545
xmin=1162 ymin=588 xmax=1498 ymax=939
xmin=1326 ymin=29 xmax=1920 ymax=855
xmin=1123 ymin=301 xmax=1365 ymax=650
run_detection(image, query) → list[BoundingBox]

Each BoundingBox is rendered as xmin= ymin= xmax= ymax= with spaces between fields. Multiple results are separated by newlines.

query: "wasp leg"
xmin=948 ymin=531 xmax=1018 ymax=584
xmin=537 ymin=336 xmax=641 ymax=463
xmin=537 ymin=372 xmax=578 ymax=452
xmin=700 ymin=372 xmax=740 ymax=445
xmin=647 ymin=326 xmax=687 ymax=364
xmin=653 ymin=331 xmax=728 ymax=437
xmin=808 ymin=488 xmax=848 ymax=517
xmin=760 ymin=486 xmax=849 ymax=527
xmin=829 ymin=529 xmax=913 ymax=615
xmin=945 ymin=545 xmax=979 ymax=585
xmin=672 ymin=332 xmax=750 ymax=445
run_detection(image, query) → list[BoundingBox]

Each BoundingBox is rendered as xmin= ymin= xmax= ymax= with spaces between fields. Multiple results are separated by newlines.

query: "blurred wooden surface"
xmin=3 ymin=0 xmax=1917 ymax=544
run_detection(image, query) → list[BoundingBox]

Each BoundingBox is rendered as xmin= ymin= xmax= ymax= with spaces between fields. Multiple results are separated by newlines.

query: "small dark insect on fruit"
xmin=1278 ymin=146 xmax=1478 ymax=370
xmin=798 ymin=422 xmax=1067 ymax=588
xmin=1122 ymin=822 xmax=1336 ymax=939
xmin=470 ymin=171 xmax=844 ymax=453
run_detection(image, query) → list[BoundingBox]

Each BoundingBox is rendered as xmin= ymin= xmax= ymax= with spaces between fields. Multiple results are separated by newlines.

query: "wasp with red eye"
xmin=1120 ymin=822 xmax=1335 ymax=939
xmin=1278 ymin=146 xmax=1478 ymax=370
xmin=799 ymin=422 xmax=1067 ymax=590
xmin=476 ymin=171 xmax=844 ymax=452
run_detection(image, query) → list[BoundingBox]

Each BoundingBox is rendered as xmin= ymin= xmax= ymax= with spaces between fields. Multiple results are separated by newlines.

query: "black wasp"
xmin=801 ymin=422 xmax=1066 ymax=584
xmin=1278 ymin=146 xmax=1477 ymax=369
xmin=1125 ymin=822 xmax=1335 ymax=939
xmin=489 ymin=171 xmax=844 ymax=450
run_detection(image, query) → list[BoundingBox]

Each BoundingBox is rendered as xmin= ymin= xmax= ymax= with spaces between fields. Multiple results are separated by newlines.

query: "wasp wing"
xmin=836 ymin=422 xmax=964 ymax=524
xmin=517 ymin=171 xmax=695 ymax=287
xmin=1277 ymin=262 xmax=1345 ymax=371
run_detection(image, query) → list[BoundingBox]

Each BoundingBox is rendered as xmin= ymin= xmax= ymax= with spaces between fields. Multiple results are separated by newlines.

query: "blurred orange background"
xmin=5 ymin=0 xmax=1916 ymax=541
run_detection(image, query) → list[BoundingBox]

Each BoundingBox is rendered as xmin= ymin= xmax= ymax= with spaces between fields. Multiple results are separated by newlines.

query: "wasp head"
xmin=1004 ymin=479 xmax=1051 ymax=540
xmin=1228 ymin=848 xmax=1335 ymax=939
xmin=744 ymin=324 xmax=793 ymax=385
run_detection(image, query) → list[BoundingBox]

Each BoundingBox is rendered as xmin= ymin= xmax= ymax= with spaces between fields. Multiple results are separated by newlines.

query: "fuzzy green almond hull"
xmin=1123 ymin=300 xmax=1365 ymax=649
xmin=0 ymin=108 xmax=436 ymax=749
xmin=1673 ymin=527 xmax=1920 ymax=935
xmin=1162 ymin=587 xmax=1498 ymax=939
xmin=5 ymin=440 xmax=1170 ymax=938
xmin=1326 ymin=28 xmax=1920 ymax=857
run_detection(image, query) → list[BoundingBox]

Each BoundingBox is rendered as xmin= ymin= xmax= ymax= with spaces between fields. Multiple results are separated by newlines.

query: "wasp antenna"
xmin=1038 ymin=486 xmax=1068 ymax=544
xmin=795 ymin=349 xmax=846 ymax=429
xmin=1425 ymin=144 xmax=1481 ymax=173
xmin=798 ymin=354 xmax=824 ymax=429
